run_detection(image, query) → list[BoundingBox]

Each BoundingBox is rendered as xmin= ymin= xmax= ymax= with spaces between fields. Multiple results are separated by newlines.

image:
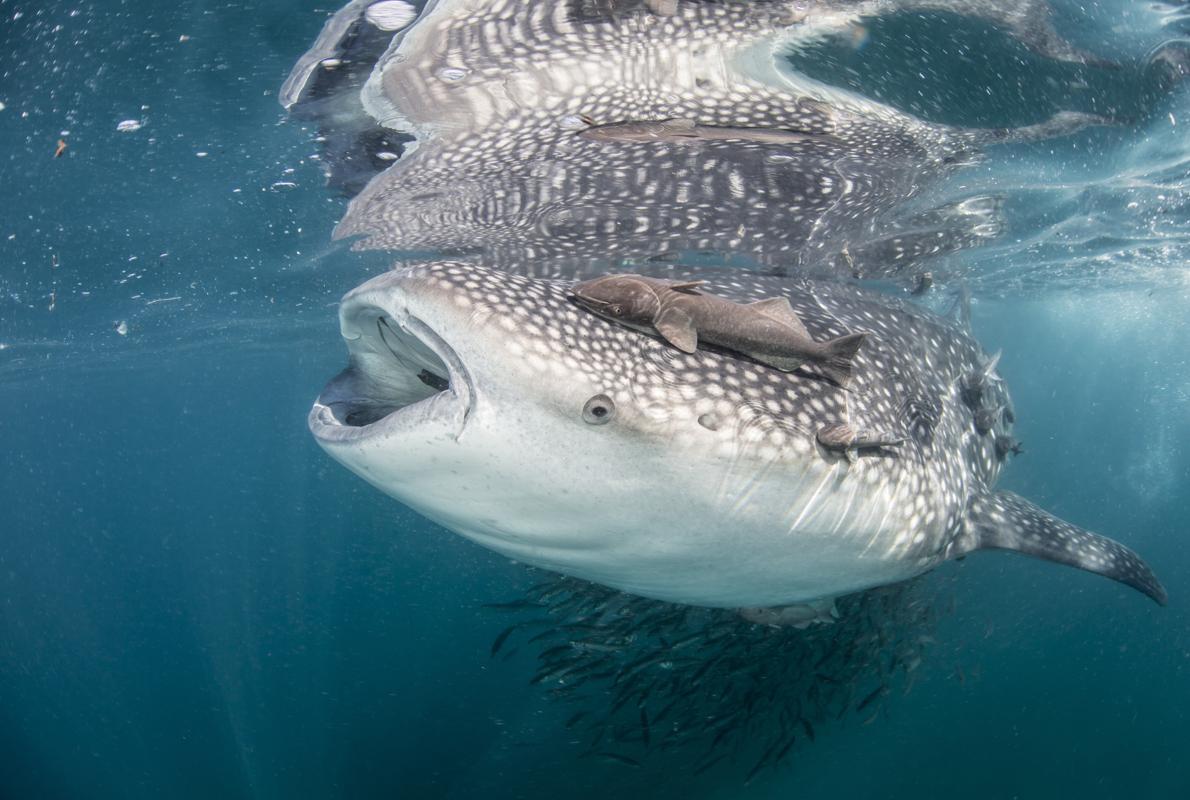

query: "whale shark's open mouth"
xmin=308 ymin=296 xmax=473 ymax=444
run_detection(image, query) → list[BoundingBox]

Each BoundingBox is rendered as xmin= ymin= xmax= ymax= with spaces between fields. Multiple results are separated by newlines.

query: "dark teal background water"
xmin=2 ymin=2 xmax=1188 ymax=798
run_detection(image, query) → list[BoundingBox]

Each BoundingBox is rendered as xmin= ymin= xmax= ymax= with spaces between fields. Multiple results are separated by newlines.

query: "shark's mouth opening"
xmin=308 ymin=302 xmax=473 ymax=442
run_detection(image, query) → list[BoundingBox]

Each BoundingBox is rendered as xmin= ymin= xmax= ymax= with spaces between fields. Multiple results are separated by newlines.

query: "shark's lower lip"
xmin=308 ymin=305 xmax=473 ymax=445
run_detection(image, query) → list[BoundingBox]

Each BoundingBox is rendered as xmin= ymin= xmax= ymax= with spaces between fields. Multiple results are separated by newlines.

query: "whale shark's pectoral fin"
xmin=955 ymin=491 xmax=1167 ymax=606
xmin=654 ymin=307 xmax=698 ymax=353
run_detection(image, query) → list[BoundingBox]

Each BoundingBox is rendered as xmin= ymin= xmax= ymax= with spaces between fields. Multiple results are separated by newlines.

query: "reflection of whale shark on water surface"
xmin=283 ymin=0 xmax=1113 ymax=279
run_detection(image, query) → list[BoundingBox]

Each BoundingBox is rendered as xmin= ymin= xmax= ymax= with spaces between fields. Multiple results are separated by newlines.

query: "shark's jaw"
xmin=308 ymin=281 xmax=474 ymax=448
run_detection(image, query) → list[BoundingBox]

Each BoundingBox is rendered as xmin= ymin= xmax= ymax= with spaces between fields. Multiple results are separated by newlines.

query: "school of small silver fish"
xmin=484 ymin=573 xmax=947 ymax=778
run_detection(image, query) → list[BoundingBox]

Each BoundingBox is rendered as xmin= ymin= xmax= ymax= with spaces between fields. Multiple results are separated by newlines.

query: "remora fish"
xmin=578 ymin=117 xmax=843 ymax=147
xmin=571 ymin=274 xmax=867 ymax=387
xmin=309 ymin=262 xmax=1167 ymax=608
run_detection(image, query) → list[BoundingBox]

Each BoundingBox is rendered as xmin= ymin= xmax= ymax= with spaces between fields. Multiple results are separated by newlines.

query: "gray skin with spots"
xmin=309 ymin=261 xmax=1167 ymax=608
xmin=282 ymin=0 xmax=1111 ymax=279
xmin=571 ymin=273 xmax=867 ymax=386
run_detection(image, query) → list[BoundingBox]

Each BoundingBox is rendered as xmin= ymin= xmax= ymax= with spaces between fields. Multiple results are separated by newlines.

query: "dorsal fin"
xmin=748 ymin=297 xmax=810 ymax=338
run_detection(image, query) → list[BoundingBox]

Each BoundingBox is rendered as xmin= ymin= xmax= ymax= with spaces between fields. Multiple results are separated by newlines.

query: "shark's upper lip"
xmin=308 ymin=289 xmax=473 ymax=445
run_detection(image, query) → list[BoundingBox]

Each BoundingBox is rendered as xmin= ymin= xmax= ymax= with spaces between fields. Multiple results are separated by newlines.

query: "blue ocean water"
xmin=2 ymin=1 xmax=1189 ymax=798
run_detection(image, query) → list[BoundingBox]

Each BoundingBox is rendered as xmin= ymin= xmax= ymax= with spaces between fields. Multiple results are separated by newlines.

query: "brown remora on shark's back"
xmin=571 ymin=274 xmax=866 ymax=387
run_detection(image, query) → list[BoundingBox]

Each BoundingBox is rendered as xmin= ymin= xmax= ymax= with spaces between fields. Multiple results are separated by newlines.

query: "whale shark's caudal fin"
xmin=953 ymin=491 xmax=1167 ymax=605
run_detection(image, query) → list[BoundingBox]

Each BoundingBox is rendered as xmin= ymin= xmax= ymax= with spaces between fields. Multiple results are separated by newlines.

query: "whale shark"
xmin=309 ymin=261 xmax=1166 ymax=608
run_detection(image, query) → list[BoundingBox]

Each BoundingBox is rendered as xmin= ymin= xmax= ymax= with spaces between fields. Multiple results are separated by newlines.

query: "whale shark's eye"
xmin=582 ymin=394 xmax=615 ymax=425
xmin=607 ymin=304 xmax=623 ymax=315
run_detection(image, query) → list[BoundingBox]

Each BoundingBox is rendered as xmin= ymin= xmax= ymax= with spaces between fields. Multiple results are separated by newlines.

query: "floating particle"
xmin=0 ymin=101 xmax=6 ymax=112
xmin=116 ymin=119 xmax=143 ymax=133
xmin=195 ymin=151 xmax=208 ymax=158
xmin=178 ymin=34 xmax=190 ymax=42
xmin=320 ymin=58 xmax=342 ymax=69
xmin=849 ymin=24 xmax=870 ymax=50
xmin=365 ymin=0 xmax=416 ymax=31
xmin=54 ymin=139 xmax=67 ymax=158
xmin=376 ymin=151 xmax=399 ymax=161
xmin=270 ymin=181 xmax=298 ymax=191
xmin=114 ymin=320 xmax=129 ymax=336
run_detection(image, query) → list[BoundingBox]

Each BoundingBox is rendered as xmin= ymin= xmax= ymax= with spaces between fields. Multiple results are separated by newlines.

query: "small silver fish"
xmin=571 ymin=274 xmax=866 ymax=386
